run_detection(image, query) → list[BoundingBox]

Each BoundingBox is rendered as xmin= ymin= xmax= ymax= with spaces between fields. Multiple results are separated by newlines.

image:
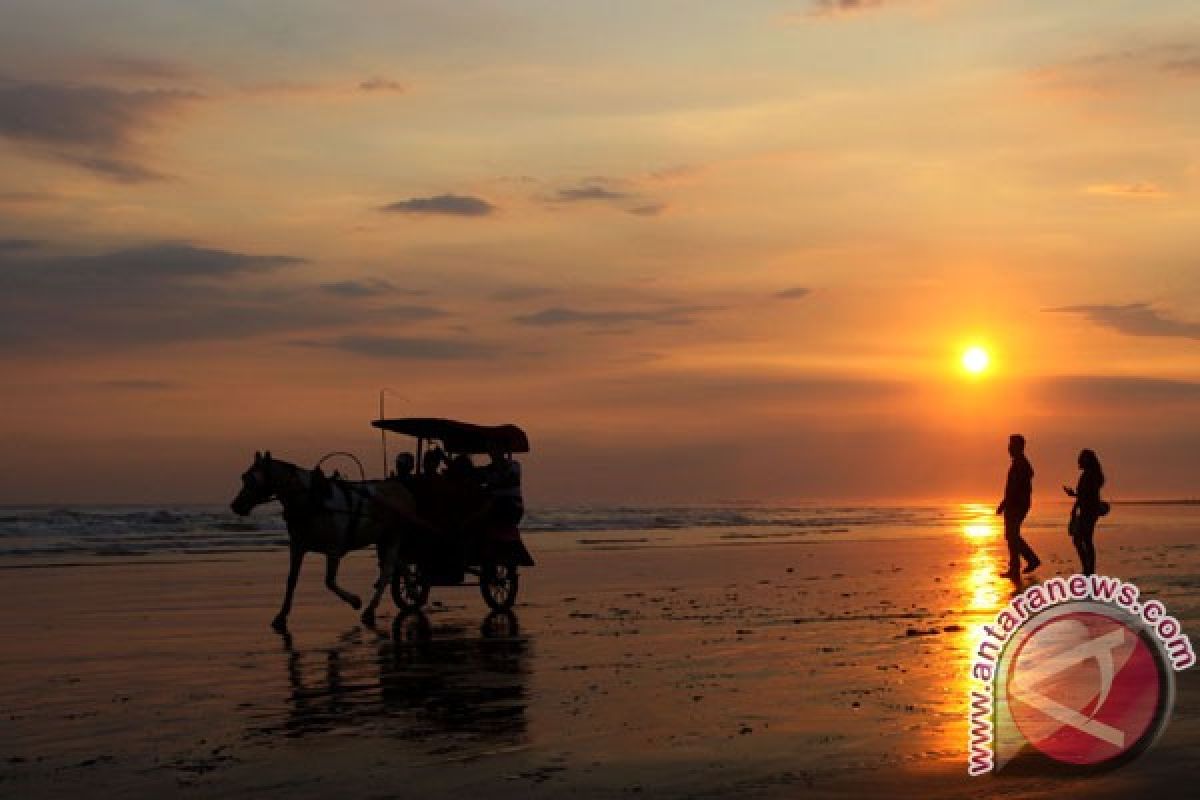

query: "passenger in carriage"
xmin=446 ymin=453 xmax=477 ymax=485
xmin=392 ymin=452 xmax=415 ymax=485
xmin=482 ymin=445 xmax=524 ymax=528
xmin=414 ymin=447 xmax=451 ymax=529
xmin=421 ymin=447 xmax=445 ymax=477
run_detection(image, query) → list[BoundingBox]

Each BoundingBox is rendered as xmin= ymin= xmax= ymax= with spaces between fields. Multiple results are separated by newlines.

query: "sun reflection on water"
xmin=965 ymin=549 xmax=1003 ymax=611
xmin=959 ymin=503 xmax=997 ymax=536
xmin=923 ymin=502 xmax=1011 ymax=762
xmin=963 ymin=523 xmax=992 ymax=539
xmin=958 ymin=503 xmax=1004 ymax=610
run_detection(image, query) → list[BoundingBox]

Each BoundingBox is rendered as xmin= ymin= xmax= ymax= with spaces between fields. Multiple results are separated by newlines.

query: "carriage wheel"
xmin=391 ymin=561 xmax=431 ymax=611
xmin=479 ymin=563 xmax=519 ymax=611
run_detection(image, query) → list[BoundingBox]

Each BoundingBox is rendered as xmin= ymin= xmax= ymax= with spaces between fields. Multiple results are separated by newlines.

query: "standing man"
xmin=996 ymin=433 xmax=1041 ymax=579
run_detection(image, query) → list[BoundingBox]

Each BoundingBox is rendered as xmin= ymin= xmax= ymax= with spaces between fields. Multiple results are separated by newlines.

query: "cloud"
xmin=1084 ymin=182 xmax=1166 ymax=199
xmin=239 ymin=80 xmax=326 ymax=96
xmin=812 ymin=0 xmax=885 ymax=14
xmin=380 ymin=194 xmax=496 ymax=216
xmin=648 ymin=164 xmax=699 ymax=182
xmin=54 ymin=152 xmax=168 ymax=183
xmin=1162 ymin=56 xmax=1200 ymax=76
xmin=0 ymin=242 xmax=364 ymax=350
xmin=1045 ymin=303 xmax=1200 ymax=340
xmin=0 ymin=79 xmax=197 ymax=182
xmin=241 ymin=78 xmax=409 ymax=101
xmin=0 ymin=80 xmax=189 ymax=149
xmin=96 ymin=379 xmax=181 ymax=391
xmin=0 ymin=191 xmax=54 ymax=209
xmin=548 ymin=181 xmax=666 ymax=216
xmin=381 ymin=304 xmax=449 ymax=321
xmin=0 ymin=238 xmax=41 ymax=252
xmin=319 ymin=278 xmax=426 ymax=297
xmin=1028 ymin=43 xmax=1200 ymax=101
xmin=554 ymin=185 xmax=631 ymax=202
xmin=513 ymin=305 xmax=723 ymax=328
xmin=490 ymin=285 xmax=554 ymax=301
xmin=294 ymin=334 xmax=495 ymax=360
xmin=803 ymin=0 xmax=888 ymax=19
xmin=94 ymin=55 xmax=193 ymax=81
xmin=0 ymin=239 xmax=473 ymax=354
xmin=2 ymin=242 xmax=301 ymax=288
xmin=1033 ymin=376 xmax=1200 ymax=412
xmin=774 ymin=287 xmax=812 ymax=299
xmin=586 ymin=371 xmax=911 ymax=406
xmin=359 ymin=77 xmax=405 ymax=92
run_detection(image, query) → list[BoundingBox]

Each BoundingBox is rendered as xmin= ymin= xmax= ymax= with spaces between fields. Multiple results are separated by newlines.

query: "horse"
xmin=229 ymin=451 xmax=419 ymax=631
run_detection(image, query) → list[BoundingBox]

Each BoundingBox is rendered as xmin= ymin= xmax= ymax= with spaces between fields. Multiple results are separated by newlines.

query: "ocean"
xmin=1 ymin=501 xmax=1191 ymax=561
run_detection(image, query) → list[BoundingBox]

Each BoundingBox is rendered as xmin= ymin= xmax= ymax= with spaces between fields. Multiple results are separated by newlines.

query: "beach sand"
xmin=2 ymin=506 xmax=1198 ymax=798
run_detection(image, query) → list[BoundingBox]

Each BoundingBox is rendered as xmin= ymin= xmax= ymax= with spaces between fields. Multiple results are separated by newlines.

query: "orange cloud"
xmin=1084 ymin=182 xmax=1167 ymax=199
xmin=1026 ymin=42 xmax=1200 ymax=103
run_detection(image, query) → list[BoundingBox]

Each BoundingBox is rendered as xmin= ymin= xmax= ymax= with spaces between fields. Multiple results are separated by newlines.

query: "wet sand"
xmin=2 ymin=508 xmax=1198 ymax=798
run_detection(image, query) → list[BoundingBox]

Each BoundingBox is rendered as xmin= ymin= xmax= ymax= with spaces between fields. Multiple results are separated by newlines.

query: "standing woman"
xmin=1063 ymin=449 xmax=1108 ymax=576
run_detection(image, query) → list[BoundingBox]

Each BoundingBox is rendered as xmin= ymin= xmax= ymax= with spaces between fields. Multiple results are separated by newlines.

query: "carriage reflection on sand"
xmin=372 ymin=417 xmax=535 ymax=613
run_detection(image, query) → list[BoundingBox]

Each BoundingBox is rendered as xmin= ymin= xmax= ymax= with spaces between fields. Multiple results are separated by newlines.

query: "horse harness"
xmin=259 ymin=462 xmax=373 ymax=555
xmin=306 ymin=470 xmax=376 ymax=554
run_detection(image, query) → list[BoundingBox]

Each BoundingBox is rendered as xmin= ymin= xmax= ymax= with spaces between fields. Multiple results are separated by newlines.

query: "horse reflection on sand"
xmin=249 ymin=611 xmax=530 ymax=753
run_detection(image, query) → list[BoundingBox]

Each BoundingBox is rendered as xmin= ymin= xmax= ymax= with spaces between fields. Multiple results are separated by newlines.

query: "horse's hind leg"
xmin=324 ymin=554 xmax=362 ymax=610
xmin=361 ymin=542 xmax=397 ymax=626
xmin=272 ymin=545 xmax=305 ymax=633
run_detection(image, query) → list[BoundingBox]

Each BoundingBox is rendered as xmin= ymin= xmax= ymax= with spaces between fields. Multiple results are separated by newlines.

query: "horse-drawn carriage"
xmin=372 ymin=417 xmax=535 ymax=613
xmin=230 ymin=417 xmax=533 ymax=631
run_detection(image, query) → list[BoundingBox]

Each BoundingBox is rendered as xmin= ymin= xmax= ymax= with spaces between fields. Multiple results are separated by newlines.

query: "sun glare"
xmin=961 ymin=346 xmax=989 ymax=375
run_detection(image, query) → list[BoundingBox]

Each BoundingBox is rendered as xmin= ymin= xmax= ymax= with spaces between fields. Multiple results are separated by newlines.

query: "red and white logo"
xmin=1006 ymin=609 xmax=1168 ymax=766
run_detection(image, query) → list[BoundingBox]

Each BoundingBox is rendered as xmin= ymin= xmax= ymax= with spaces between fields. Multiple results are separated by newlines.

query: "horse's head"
xmin=230 ymin=451 xmax=278 ymax=516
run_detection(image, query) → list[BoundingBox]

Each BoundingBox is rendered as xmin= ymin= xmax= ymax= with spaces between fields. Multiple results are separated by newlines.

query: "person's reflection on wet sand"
xmin=259 ymin=612 xmax=530 ymax=753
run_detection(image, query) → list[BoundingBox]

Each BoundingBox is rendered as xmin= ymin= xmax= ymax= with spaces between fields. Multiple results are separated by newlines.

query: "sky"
xmin=1 ymin=0 xmax=1197 ymax=505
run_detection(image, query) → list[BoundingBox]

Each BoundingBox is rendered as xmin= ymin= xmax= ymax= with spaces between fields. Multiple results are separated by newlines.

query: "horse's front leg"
xmin=272 ymin=545 xmax=305 ymax=632
xmin=361 ymin=539 xmax=398 ymax=626
xmin=324 ymin=554 xmax=362 ymax=610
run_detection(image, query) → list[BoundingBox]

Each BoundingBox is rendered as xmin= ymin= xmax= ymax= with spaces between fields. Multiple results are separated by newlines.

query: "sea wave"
xmin=0 ymin=506 xmax=287 ymax=557
xmin=0 ymin=503 xmax=976 ymax=559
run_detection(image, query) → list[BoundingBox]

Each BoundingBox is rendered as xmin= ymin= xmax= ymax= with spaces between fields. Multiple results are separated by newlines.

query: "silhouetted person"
xmin=481 ymin=445 xmax=524 ymax=528
xmin=447 ymin=453 xmax=477 ymax=485
xmin=1063 ymin=448 xmax=1106 ymax=576
xmin=421 ymin=446 xmax=445 ymax=477
xmin=393 ymin=452 xmax=415 ymax=483
xmin=409 ymin=446 xmax=446 ymax=528
xmin=996 ymin=433 xmax=1040 ymax=579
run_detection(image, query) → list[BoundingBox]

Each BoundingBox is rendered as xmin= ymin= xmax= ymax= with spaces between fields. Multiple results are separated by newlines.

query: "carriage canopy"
xmin=372 ymin=417 xmax=530 ymax=454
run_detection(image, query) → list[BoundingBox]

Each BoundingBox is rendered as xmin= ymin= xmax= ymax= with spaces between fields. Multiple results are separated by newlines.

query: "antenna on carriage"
xmin=378 ymin=388 xmax=409 ymax=478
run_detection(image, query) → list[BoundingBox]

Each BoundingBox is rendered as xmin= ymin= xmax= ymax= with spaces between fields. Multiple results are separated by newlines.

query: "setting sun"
xmin=961 ymin=346 xmax=990 ymax=375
